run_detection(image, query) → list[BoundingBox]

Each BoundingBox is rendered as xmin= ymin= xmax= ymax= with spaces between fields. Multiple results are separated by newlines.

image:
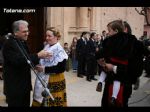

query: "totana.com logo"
xmin=3 ymin=8 xmax=36 ymax=13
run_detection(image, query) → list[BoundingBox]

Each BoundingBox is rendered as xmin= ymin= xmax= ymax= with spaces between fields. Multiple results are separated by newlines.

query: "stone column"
xmin=79 ymin=7 xmax=89 ymax=30
xmin=90 ymin=7 xmax=96 ymax=32
xmin=47 ymin=7 xmax=55 ymax=27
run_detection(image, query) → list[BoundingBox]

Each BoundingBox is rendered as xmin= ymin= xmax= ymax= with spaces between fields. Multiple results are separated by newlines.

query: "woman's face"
xmin=96 ymin=34 xmax=101 ymax=41
xmin=107 ymin=26 xmax=118 ymax=37
xmin=73 ymin=38 xmax=77 ymax=43
xmin=46 ymin=30 xmax=57 ymax=45
xmin=93 ymin=33 xmax=97 ymax=40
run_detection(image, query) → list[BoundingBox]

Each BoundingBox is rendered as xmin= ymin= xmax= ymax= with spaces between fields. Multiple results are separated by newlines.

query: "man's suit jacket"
xmin=76 ymin=37 xmax=87 ymax=58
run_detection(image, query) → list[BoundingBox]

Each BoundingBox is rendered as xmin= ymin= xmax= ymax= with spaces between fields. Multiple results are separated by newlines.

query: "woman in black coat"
xmin=97 ymin=20 xmax=150 ymax=107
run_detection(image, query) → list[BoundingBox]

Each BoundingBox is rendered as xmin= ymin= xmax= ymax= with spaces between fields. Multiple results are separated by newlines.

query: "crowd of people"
xmin=0 ymin=19 xmax=150 ymax=107
xmin=64 ymin=30 xmax=107 ymax=83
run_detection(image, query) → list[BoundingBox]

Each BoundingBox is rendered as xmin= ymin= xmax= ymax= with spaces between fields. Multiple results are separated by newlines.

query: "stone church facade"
xmin=46 ymin=7 xmax=144 ymax=46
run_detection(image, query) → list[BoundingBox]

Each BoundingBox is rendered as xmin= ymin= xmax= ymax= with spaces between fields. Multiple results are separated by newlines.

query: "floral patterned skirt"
xmin=32 ymin=72 xmax=67 ymax=107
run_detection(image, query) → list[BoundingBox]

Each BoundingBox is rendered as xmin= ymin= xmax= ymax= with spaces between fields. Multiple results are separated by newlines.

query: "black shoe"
xmin=82 ymin=74 xmax=87 ymax=76
xmin=96 ymin=82 xmax=102 ymax=92
xmin=77 ymin=75 xmax=84 ymax=78
xmin=0 ymin=74 xmax=3 ymax=80
xmin=0 ymin=76 xmax=3 ymax=80
xmin=109 ymin=97 xmax=116 ymax=107
xmin=92 ymin=78 xmax=97 ymax=81
xmin=87 ymin=79 xmax=92 ymax=82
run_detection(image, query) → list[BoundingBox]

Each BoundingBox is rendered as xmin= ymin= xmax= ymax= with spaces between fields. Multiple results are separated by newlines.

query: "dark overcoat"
xmin=2 ymin=35 xmax=39 ymax=98
xmin=96 ymin=32 xmax=150 ymax=107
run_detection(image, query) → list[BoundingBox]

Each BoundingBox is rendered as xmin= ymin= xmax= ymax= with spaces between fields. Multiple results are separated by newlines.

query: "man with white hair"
xmin=2 ymin=20 xmax=51 ymax=107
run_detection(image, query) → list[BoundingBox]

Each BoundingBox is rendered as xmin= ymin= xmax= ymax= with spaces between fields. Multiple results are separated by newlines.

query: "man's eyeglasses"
xmin=20 ymin=30 xmax=30 ymax=33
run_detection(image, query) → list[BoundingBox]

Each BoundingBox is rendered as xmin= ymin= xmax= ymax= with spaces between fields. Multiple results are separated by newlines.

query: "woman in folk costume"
xmin=32 ymin=27 xmax=68 ymax=107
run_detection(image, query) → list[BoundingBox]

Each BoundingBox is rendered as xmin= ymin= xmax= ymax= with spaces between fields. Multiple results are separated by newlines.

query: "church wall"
xmin=47 ymin=7 xmax=144 ymax=46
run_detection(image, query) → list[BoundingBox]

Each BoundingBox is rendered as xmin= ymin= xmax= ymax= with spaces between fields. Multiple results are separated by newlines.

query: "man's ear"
xmin=124 ymin=27 xmax=128 ymax=33
xmin=115 ymin=29 xmax=118 ymax=33
xmin=14 ymin=32 xmax=17 ymax=36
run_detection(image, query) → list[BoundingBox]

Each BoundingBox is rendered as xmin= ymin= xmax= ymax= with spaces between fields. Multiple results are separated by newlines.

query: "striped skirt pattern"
xmin=32 ymin=72 xmax=67 ymax=107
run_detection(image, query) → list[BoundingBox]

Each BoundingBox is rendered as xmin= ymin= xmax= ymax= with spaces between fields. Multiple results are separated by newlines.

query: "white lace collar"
xmin=40 ymin=42 xmax=68 ymax=67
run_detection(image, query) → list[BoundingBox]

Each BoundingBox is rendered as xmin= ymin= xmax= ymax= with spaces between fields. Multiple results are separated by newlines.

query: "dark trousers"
xmin=77 ymin=54 xmax=86 ymax=76
xmin=86 ymin=55 xmax=97 ymax=80
xmin=65 ymin=58 xmax=70 ymax=72
xmin=72 ymin=58 xmax=78 ymax=70
xmin=7 ymin=91 xmax=30 ymax=107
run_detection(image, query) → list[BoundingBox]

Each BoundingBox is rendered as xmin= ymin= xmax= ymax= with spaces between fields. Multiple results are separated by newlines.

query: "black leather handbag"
xmin=96 ymin=82 xmax=102 ymax=92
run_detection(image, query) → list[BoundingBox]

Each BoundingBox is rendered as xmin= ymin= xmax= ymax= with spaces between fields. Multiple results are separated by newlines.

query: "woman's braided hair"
xmin=46 ymin=27 xmax=61 ymax=40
